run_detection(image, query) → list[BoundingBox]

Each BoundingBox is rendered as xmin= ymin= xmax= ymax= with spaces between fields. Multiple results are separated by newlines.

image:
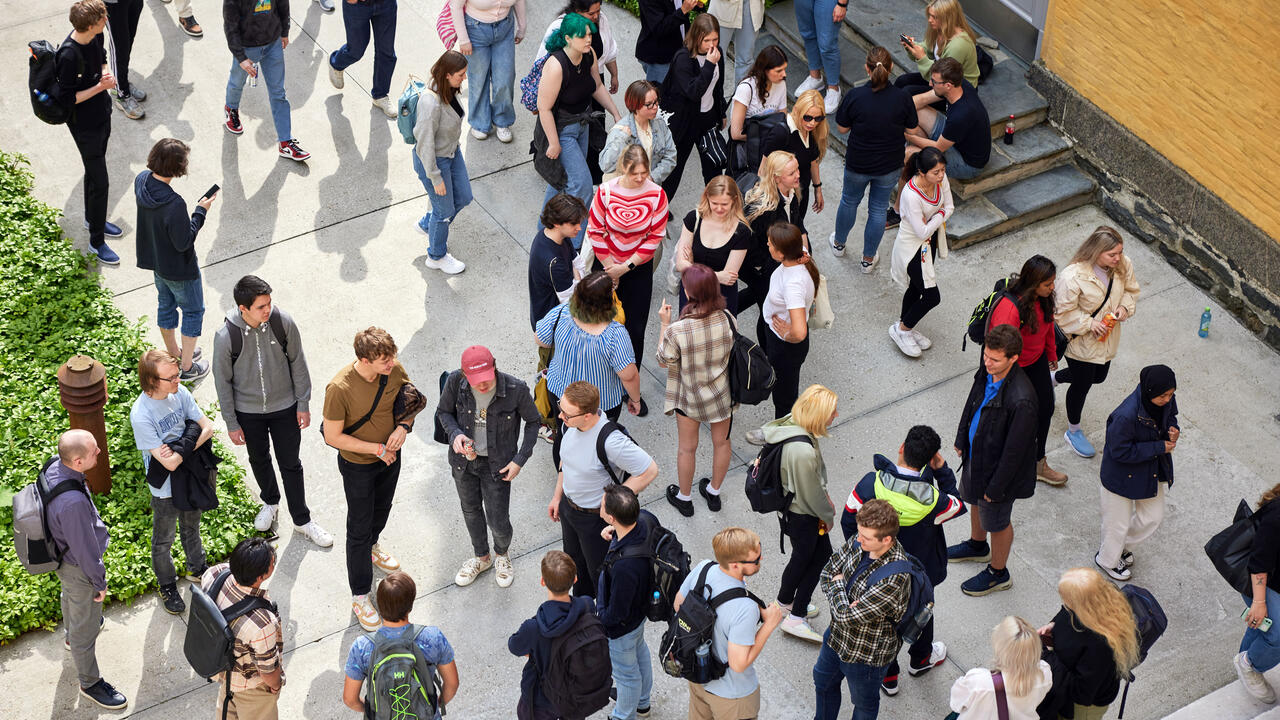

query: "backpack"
xmin=543 ymin=612 xmax=612 ymax=719
xmin=29 ymin=40 xmax=77 ymax=125
xmin=396 ymin=77 xmax=428 ymax=145
xmin=1114 ymin=584 xmax=1167 ymax=719
xmin=744 ymin=435 xmax=812 ymax=514
xmin=723 ymin=310 xmax=775 ymax=406
xmin=963 ymin=275 xmax=1014 ymax=350
xmin=520 ymin=54 xmax=551 ymax=113
xmin=224 ymin=311 xmax=289 ymax=366
xmin=12 ymin=457 xmax=89 ymax=574
xmin=365 ymin=624 xmax=445 ymax=720
xmin=659 ymin=562 xmax=764 ymax=684
xmin=858 ymin=554 xmax=936 ymax=646
xmin=184 ymin=571 xmax=277 ymax=720
xmin=601 ymin=510 xmax=691 ymax=623
xmin=1203 ymin=498 xmax=1258 ymax=594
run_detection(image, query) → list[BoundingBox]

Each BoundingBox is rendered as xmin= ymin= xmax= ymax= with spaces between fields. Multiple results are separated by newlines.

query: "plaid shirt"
xmin=656 ymin=312 xmax=735 ymax=422
xmin=201 ymin=564 xmax=284 ymax=693
xmin=819 ymin=539 xmax=910 ymax=666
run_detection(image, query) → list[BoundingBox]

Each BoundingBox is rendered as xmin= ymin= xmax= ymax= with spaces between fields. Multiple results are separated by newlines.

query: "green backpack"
xmin=365 ymin=624 xmax=444 ymax=719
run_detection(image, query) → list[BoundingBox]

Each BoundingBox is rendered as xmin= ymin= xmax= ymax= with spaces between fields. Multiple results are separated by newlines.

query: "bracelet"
xmin=1254 ymin=599 xmax=1268 ymax=604
xmin=812 ymin=182 xmax=823 ymax=188
xmin=377 ymin=443 xmax=386 ymax=458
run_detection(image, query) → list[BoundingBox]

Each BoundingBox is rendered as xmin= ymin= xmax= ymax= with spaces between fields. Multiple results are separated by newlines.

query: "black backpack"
xmin=1114 ymin=584 xmax=1167 ymax=719
xmin=224 ymin=311 xmax=288 ymax=365
xmin=857 ymin=554 xmax=935 ymax=646
xmin=552 ymin=419 xmax=638 ymax=484
xmin=184 ymin=570 xmax=277 ymax=720
xmin=28 ymin=39 xmax=77 ymax=125
xmin=659 ymin=562 xmax=764 ymax=684
xmin=963 ymin=276 xmax=1014 ymax=350
xmin=543 ymin=611 xmax=613 ymax=720
xmin=601 ymin=510 xmax=691 ymax=623
xmin=744 ymin=435 xmax=811 ymax=514
xmin=723 ymin=311 xmax=775 ymax=406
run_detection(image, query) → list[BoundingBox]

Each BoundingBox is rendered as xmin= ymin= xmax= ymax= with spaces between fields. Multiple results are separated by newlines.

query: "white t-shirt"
xmin=697 ymin=55 xmax=721 ymax=113
xmin=950 ymin=663 xmax=1053 ymax=720
xmin=560 ymin=419 xmax=653 ymax=507
xmin=762 ymin=264 xmax=815 ymax=340
xmin=732 ymin=77 xmax=787 ymax=118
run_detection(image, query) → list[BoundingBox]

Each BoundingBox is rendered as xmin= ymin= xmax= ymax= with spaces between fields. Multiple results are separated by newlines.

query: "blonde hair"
xmin=1260 ymin=482 xmax=1280 ymax=508
xmin=745 ymin=151 xmax=798 ymax=223
xmin=1068 ymin=225 xmax=1124 ymax=270
xmin=137 ymin=349 xmax=180 ymax=393
xmin=790 ymin=90 xmax=828 ymax=160
xmin=924 ymin=0 xmax=978 ymax=55
xmin=1058 ymin=568 xmax=1141 ymax=676
xmin=615 ymin=143 xmax=651 ymax=177
xmin=790 ymin=385 xmax=837 ymax=437
xmin=990 ymin=616 xmax=1045 ymax=697
xmin=712 ymin=527 xmax=761 ymax=567
xmin=696 ymin=176 xmax=748 ymax=226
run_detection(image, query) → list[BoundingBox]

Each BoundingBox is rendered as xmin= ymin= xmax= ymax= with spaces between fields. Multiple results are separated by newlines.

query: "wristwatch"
xmin=626 ymin=260 xmax=636 ymax=270
xmin=397 ymin=422 xmax=412 ymax=434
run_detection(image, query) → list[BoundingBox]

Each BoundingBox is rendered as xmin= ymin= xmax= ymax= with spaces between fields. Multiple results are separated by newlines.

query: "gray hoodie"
xmin=212 ymin=307 xmax=311 ymax=432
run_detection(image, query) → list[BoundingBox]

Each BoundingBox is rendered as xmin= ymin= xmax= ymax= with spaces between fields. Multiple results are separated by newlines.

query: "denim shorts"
xmin=929 ymin=113 xmax=984 ymax=180
xmin=154 ymin=273 xmax=205 ymax=337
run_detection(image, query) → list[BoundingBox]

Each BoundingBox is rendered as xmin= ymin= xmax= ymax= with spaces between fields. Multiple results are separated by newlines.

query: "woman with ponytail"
xmin=888 ymin=147 xmax=952 ymax=358
xmin=950 ymin=616 xmax=1053 ymax=719
xmin=753 ymin=223 xmax=818 ymax=423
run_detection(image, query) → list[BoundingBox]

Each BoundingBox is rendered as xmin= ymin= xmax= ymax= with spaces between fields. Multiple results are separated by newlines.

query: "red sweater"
xmin=990 ymin=295 xmax=1056 ymax=366
xmin=587 ymin=179 xmax=668 ymax=265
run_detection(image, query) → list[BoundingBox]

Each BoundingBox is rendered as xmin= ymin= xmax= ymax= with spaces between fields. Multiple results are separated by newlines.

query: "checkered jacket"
xmin=656 ymin=312 xmax=734 ymax=422
xmin=819 ymin=539 xmax=911 ymax=666
xmin=202 ymin=563 xmax=284 ymax=693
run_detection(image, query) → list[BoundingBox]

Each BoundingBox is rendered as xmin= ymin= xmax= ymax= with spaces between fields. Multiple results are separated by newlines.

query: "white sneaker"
xmin=455 ymin=556 xmax=494 ymax=587
xmin=805 ymin=603 xmax=819 ymax=619
xmin=494 ymin=554 xmax=514 ymax=588
xmin=294 ymin=520 xmax=334 ymax=548
xmin=1235 ymin=651 xmax=1277 ymax=704
xmin=828 ymin=232 xmax=845 ymax=257
xmin=745 ymin=429 xmax=767 ymax=446
xmin=352 ymin=595 xmax=382 ymax=631
xmin=314 ymin=0 xmax=335 ymax=12
xmin=470 ymin=127 xmax=490 ymax=140
xmin=907 ymin=641 xmax=948 ymax=675
xmin=823 ymin=88 xmax=841 ymax=115
xmin=780 ymin=616 xmax=823 ymax=643
xmin=373 ymin=96 xmax=397 ymax=118
xmin=796 ymin=75 xmax=826 ymax=94
xmin=495 ymin=126 xmax=513 ymax=143
xmin=890 ymin=322 xmax=922 ymax=358
xmin=371 ymin=543 xmax=401 ymax=571
xmin=424 ymin=253 xmax=466 ymax=275
xmin=860 ymin=256 xmax=877 ymax=274
xmin=911 ymin=328 xmax=933 ymax=350
xmin=328 ymin=63 xmax=344 ymax=89
xmin=254 ymin=504 xmax=278 ymax=532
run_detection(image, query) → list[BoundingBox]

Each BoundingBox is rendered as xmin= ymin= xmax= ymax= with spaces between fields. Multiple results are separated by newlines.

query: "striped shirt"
xmin=588 ymin=178 xmax=669 ymax=265
xmin=535 ymin=304 xmax=636 ymax=411
xmin=201 ymin=564 xmax=283 ymax=693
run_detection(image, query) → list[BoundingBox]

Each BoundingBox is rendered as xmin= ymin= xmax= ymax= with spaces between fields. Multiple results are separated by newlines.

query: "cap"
xmin=461 ymin=345 xmax=496 ymax=385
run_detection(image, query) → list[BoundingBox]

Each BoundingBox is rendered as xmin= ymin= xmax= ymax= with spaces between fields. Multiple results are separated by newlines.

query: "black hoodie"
xmin=223 ymin=0 xmax=291 ymax=64
xmin=134 ymin=171 xmax=206 ymax=281
xmin=508 ymin=595 xmax=596 ymax=714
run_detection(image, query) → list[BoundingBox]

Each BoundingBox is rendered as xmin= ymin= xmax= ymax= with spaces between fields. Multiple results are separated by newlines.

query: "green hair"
xmin=545 ymin=13 xmax=597 ymax=53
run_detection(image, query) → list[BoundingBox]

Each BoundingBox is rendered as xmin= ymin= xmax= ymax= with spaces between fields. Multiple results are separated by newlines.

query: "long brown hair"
xmin=684 ymin=13 xmax=719 ymax=57
xmin=680 ymin=264 xmax=727 ymax=319
xmin=745 ymin=45 xmax=787 ymax=104
xmin=1005 ymin=254 xmax=1056 ymax=332
xmin=1069 ymin=226 xmax=1124 ymax=270
xmin=431 ymin=50 xmax=468 ymax=107
xmin=768 ymin=223 xmax=819 ymax=288
xmin=924 ymin=0 xmax=978 ymax=56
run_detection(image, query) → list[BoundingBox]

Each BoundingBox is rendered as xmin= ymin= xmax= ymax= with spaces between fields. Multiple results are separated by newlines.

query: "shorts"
xmin=153 ymin=273 xmax=205 ymax=337
xmin=689 ymin=682 xmax=760 ymax=720
xmin=927 ymin=113 xmax=984 ymax=180
xmin=970 ymin=494 xmax=1014 ymax=532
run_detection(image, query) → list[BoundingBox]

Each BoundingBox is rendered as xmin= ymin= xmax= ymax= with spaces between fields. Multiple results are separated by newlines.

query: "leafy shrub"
xmin=0 ymin=151 xmax=256 ymax=644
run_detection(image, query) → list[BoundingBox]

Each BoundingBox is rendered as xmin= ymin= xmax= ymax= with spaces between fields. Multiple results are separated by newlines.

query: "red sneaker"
xmin=278 ymin=139 xmax=311 ymax=162
xmin=224 ymin=105 xmax=243 ymax=135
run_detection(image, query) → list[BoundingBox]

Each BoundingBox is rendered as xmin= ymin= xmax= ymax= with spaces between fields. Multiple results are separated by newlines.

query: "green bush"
xmin=0 ymin=151 xmax=256 ymax=644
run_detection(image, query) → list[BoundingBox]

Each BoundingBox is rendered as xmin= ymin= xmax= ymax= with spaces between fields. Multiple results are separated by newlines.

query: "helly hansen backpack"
xmin=660 ymin=562 xmax=764 ymax=684
xmin=12 ymin=457 xmax=88 ymax=574
xmin=543 ymin=611 xmax=612 ymax=719
xmin=365 ymin=624 xmax=445 ymax=720
xmin=601 ymin=509 xmax=691 ymax=624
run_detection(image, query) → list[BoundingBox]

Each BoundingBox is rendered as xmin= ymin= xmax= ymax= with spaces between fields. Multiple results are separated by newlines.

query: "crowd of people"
xmin=30 ymin=0 xmax=1278 ymax=718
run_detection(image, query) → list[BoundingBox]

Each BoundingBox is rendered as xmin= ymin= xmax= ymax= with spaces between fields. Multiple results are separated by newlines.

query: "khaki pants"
xmin=1098 ymin=482 xmax=1165 ymax=568
xmin=688 ymin=682 xmax=760 ymax=720
xmin=215 ymin=683 xmax=279 ymax=720
xmin=1062 ymin=704 xmax=1108 ymax=720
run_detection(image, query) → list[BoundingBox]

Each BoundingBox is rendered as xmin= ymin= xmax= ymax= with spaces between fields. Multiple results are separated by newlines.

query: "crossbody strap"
xmin=992 ymin=670 xmax=1009 ymax=720
xmin=1090 ymin=276 xmax=1115 ymax=319
xmin=345 ymin=374 xmax=389 ymax=436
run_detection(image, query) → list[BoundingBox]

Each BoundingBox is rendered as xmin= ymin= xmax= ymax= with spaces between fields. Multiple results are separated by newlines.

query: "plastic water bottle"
xmin=32 ymin=89 xmax=52 ymax=105
xmin=1198 ymin=307 xmax=1211 ymax=337
xmin=649 ymin=590 xmax=662 ymax=618
xmin=694 ymin=641 xmax=712 ymax=682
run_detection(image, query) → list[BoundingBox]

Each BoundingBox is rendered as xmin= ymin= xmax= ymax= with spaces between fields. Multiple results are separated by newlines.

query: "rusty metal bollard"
xmin=56 ymin=355 xmax=112 ymax=494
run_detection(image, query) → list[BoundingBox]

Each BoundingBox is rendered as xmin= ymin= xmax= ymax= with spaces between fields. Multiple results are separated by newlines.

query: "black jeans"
xmin=453 ymin=456 xmax=513 ymax=557
xmin=777 ymin=510 xmax=831 ymax=616
xmin=614 ymin=262 xmax=654 ymax=371
xmin=560 ymin=495 xmax=609 ymax=598
xmin=339 ymin=454 xmax=401 ymax=595
xmin=237 ymin=404 xmax=310 ymax=526
xmin=70 ymin=123 xmax=111 ymax=246
xmin=757 ymin=315 xmax=810 ymax=419
xmin=663 ymin=118 xmax=725 ymax=205
xmin=1055 ymin=357 xmax=1111 ymax=425
xmin=900 ymin=242 xmax=941 ymax=328
xmin=105 ymin=0 xmax=144 ymax=97
xmin=737 ymin=256 xmax=779 ymax=314
xmin=884 ymin=617 xmax=935 ymax=680
xmin=1024 ymin=353 xmax=1054 ymax=459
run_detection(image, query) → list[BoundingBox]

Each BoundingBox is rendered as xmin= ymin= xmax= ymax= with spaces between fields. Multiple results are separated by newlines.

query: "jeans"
xmin=757 ymin=314 xmax=810 ymax=419
xmin=105 ymin=0 xmax=143 ymax=97
xmin=727 ymin=2 xmax=755 ymax=84
xmin=543 ymin=119 xmax=592 ymax=249
xmin=609 ymin=623 xmax=654 ymax=720
xmin=640 ymin=61 xmax=670 ymax=84
xmin=237 ymin=405 xmax=310 ymax=526
xmin=70 ymin=123 xmax=111 ymax=247
xmin=464 ymin=14 xmax=516 ymax=132
xmin=150 ymin=495 xmax=205 ymax=586
xmin=413 ymin=150 xmax=474 ymax=259
xmin=331 ymin=0 xmax=398 ymax=99
xmin=226 ymin=41 xmax=292 ymax=142
xmin=884 ymin=618 xmax=934 ymax=680
xmin=154 ymin=273 xmax=206 ymax=338
xmin=339 ymin=454 xmax=402 ymax=595
xmin=1055 ymin=358 xmax=1111 ymax=425
xmin=453 ymin=456 xmax=514 ymax=557
xmin=900 ymin=243 xmax=940 ymax=329
xmin=57 ymin=562 xmax=102 ymax=688
xmin=814 ymin=629 xmax=887 ymax=720
xmin=1241 ymin=588 xmax=1280 ymax=672
xmin=559 ymin=495 xmax=609 ymax=597
xmin=834 ymin=167 xmax=898 ymax=259
xmin=794 ymin=0 xmax=840 ymax=84
xmin=777 ymin=510 xmax=831 ymax=616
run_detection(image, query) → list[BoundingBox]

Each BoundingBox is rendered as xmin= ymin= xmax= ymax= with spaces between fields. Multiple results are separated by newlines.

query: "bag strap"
xmin=345 ymin=374 xmax=389 ymax=436
xmin=595 ymin=420 xmax=633 ymax=485
xmin=1090 ymin=276 xmax=1115 ymax=319
xmin=992 ymin=671 xmax=1010 ymax=720
xmin=225 ymin=310 xmax=290 ymax=367
xmin=862 ymin=559 xmax=911 ymax=590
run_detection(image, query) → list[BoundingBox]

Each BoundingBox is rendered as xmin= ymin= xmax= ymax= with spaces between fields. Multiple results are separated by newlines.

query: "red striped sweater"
xmin=587 ymin=179 xmax=669 ymax=264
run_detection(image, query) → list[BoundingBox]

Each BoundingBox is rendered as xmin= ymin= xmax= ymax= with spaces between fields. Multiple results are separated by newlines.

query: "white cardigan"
xmin=890 ymin=176 xmax=953 ymax=290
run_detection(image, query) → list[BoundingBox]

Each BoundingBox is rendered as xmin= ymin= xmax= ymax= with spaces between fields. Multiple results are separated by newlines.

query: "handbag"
xmin=696 ymin=126 xmax=728 ymax=171
xmin=1204 ymin=498 xmax=1260 ymax=594
xmin=809 ymin=273 xmax=834 ymax=330
xmin=1057 ymin=275 xmax=1114 ymax=359
xmin=533 ymin=308 xmax=564 ymax=426
xmin=436 ymin=2 xmax=457 ymax=49
xmin=723 ymin=310 xmax=775 ymax=405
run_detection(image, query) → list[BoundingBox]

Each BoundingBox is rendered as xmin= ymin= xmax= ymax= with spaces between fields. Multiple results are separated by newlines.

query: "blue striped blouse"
xmin=535 ymin=304 xmax=636 ymax=411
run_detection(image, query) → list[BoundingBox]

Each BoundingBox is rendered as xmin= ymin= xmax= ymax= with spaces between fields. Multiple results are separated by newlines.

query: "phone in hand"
xmin=1242 ymin=608 xmax=1274 ymax=632
xmin=900 ymin=34 xmax=912 ymax=45
xmin=201 ymin=183 xmax=220 ymax=201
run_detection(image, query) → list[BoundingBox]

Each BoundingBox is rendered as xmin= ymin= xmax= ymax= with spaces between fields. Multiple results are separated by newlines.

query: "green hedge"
xmin=0 ymin=151 xmax=257 ymax=644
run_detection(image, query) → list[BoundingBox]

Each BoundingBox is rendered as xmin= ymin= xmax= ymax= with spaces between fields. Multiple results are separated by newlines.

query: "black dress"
xmin=677 ymin=210 xmax=750 ymax=314
xmin=782 ymin=127 xmax=821 ymax=227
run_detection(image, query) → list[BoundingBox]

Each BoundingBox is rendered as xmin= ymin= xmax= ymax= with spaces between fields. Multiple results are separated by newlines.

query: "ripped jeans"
xmin=412 ymin=149 xmax=474 ymax=260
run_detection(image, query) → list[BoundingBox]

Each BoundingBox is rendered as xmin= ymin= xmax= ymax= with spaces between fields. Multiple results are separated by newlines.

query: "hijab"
xmin=1139 ymin=364 xmax=1176 ymax=426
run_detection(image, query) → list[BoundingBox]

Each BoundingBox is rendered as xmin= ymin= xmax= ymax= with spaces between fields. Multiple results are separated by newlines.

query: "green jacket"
xmin=761 ymin=415 xmax=835 ymax=529
xmin=916 ymin=33 xmax=980 ymax=87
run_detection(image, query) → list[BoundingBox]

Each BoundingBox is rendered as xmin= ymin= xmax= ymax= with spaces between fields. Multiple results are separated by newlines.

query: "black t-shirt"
xmin=836 ymin=83 xmax=918 ymax=175
xmin=551 ymin=49 xmax=596 ymax=116
xmin=683 ymin=211 xmax=749 ymax=272
xmin=942 ymin=81 xmax=991 ymax=169
xmin=1250 ymin=498 xmax=1280 ymax=593
xmin=528 ymin=230 xmax=577 ymax=330
xmin=54 ymin=34 xmax=110 ymax=129
xmin=784 ymin=129 xmax=821 ymax=189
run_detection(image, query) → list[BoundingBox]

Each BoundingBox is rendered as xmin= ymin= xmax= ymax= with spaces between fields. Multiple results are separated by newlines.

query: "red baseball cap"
xmin=461 ymin=346 xmax=496 ymax=385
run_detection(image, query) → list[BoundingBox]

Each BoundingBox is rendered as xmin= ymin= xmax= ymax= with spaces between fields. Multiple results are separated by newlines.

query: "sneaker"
xmin=470 ymin=127 xmax=490 ymax=140
xmin=84 ymin=220 xmax=124 ymax=238
xmin=424 ymin=253 xmax=466 ymax=275
xmin=1120 ymin=550 xmax=1135 ymax=569
xmin=910 ymin=328 xmax=932 ymax=350
xmin=315 ymin=0 xmax=335 ymax=12
xmin=823 ymin=87 xmax=841 ymax=116
xmin=91 ymin=243 xmax=121 ymax=266
xmin=224 ymin=105 xmax=244 ymax=134
xmin=455 ymin=556 xmax=494 ymax=587
xmin=254 ymin=504 xmax=278 ymax=532
xmin=1064 ymin=429 xmax=1096 ymax=458
xmin=178 ymin=15 xmax=202 ymax=37
xmin=371 ymin=544 xmax=400 ymax=572
xmin=885 ymin=208 xmax=902 ymax=229
xmin=1036 ymin=458 xmax=1069 ymax=486
xmin=1095 ymin=552 xmax=1131 ymax=581
xmin=495 ymin=126 xmax=514 ymax=143
xmin=179 ymin=358 xmax=211 ymax=381
xmin=805 ymin=603 xmax=819 ymax=619
xmin=294 ymin=520 xmax=334 ymax=548
xmin=780 ymin=616 xmax=823 ymax=642
xmin=159 ymin=583 xmax=185 ymax=615
xmin=745 ymin=428 xmax=766 ymax=446
xmin=352 ymin=594 xmax=382 ymax=631
xmin=80 ymin=679 xmax=128 ymax=710
xmin=128 ymin=84 xmax=146 ymax=102
xmin=889 ymin=322 xmax=922 ymax=358
xmin=113 ymin=93 xmax=145 ymax=119
xmin=608 ymin=688 xmax=650 ymax=716
xmin=796 ymin=75 xmax=826 ymax=94
xmin=538 ymin=425 xmax=555 ymax=444
xmin=908 ymin=641 xmax=947 ymax=675
xmin=698 ymin=478 xmax=721 ymax=512
xmin=828 ymin=232 xmax=845 ymax=257
xmin=373 ymin=96 xmax=397 ymax=118
xmin=666 ymin=484 xmax=695 ymax=517
xmin=947 ymin=538 xmax=992 ymax=563
xmin=961 ymin=565 xmax=1012 ymax=596
xmin=880 ymin=674 xmax=899 ymax=696
xmin=184 ymin=565 xmax=208 ymax=583
xmin=860 ymin=257 xmax=876 ymax=274
xmin=494 ymin=553 xmax=514 ymax=588
xmin=279 ymin=139 xmax=312 ymax=162
xmin=1235 ymin=651 xmax=1277 ymax=703
xmin=414 ymin=215 xmax=431 ymax=235
xmin=328 ymin=62 xmax=344 ymax=89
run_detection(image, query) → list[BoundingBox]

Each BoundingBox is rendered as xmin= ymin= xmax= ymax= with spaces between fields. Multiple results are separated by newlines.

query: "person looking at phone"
xmin=435 ymin=346 xmax=542 ymax=590
xmin=1235 ymin=481 xmax=1280 ymax=703
xmin=894 ymin=0 xmax=980 ymax=99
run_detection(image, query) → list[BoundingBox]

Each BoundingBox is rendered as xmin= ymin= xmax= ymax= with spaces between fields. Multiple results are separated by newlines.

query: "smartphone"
xmin=900 ymin=34 xmax=912 ymax=44
xmin=1242 ymin=608 xmax=1274 ymax=632
xmin=200 ymin=183 xmax=220 ymax=201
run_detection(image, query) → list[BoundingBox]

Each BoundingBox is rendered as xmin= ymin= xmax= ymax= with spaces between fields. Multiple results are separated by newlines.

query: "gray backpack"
xmin=365 ymin=624 xmax=445 ymax=719
xmin=13 ymin=457 xmax=88 ymax=574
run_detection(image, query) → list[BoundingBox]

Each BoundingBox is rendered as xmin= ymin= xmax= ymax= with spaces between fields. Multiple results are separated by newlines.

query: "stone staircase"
xmin=752 ymin=0 xmax=1096 ymax=247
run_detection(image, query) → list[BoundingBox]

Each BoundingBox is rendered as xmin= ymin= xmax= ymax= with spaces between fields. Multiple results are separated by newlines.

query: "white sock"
xmin=1068 ymin=423 xmax=1082 ymax=433
xmin=676 ymin=491 xmax=691 ymax=501
xmin=705 ymin=484 xmax=721 ymax=496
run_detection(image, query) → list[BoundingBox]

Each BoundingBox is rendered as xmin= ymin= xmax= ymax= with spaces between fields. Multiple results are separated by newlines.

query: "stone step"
xmin=949 ymin=164 xmax=1097 ymax=247
xmin=763 ymin=4 xmax=900 ymax=92
xmin=952 ymin=124 xmax=1073 ymax=200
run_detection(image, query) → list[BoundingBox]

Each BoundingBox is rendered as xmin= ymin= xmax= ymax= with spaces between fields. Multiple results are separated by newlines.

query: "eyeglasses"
xmin=158 ymin=373 xmax=181 ymax=383
xmin=801 ymin=114 xmax=825 ymax=123
xmin=643 ymin=100 xmax=660 ymax=109
xmin=737 ymin=553 xmax=762 ymax=566
xmin=928 ymin=78 xmax=951 ymax=87
xmin=558 ymin=408 xmax=589 ymax=421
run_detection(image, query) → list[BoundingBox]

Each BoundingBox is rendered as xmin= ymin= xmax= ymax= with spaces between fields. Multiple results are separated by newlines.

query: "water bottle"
xmin=251 ymin=63 xmax=259 ymax=88
xmin=694 ymin=641 xmax=712 ymax=683
xmin=1198 ymin=306 xmax=1211 ymax=338
xmin=32 ymin=89 xmax=52 ymax=106
xmin=1003 ymin=114 xmax=1015 ymax=145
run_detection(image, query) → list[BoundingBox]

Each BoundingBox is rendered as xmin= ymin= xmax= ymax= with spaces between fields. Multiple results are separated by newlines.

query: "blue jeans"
xmin=412 ymin=150 xmax=473 ymax=260
xmin=154 ymin=273 xmax=205 ymax=337
xmin=464 ymin=14 xmax=516 ymax=132
xmin=543 ymin=119 xmax=592 ymax=249
xmin=834 ymin=167 xmax=898 ymax=259
xmin=1242 ymin=589 xmax=1280 ymax=672
xmin=608 ymin=623 xmax=653 ymax=720
xmin=226 ymin=41 xmax=291 ymax=142
xmin=728 ymin=1 xmax=755 ymax=84
xmin=331 ymin=0 xmax=397 ymax=99
xmin=813 ymin=628 xmax=887 ymax=720
xmin=928 ymin=113 xmax=984 ymax=180
xmin=795 ymin=0 xmax=840 ymax=84
xmin=640 ymin=61 xmax=669 ymax=84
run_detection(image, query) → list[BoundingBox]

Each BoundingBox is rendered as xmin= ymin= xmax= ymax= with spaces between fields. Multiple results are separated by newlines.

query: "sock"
xmin=788 ymin=613 xmax=805 ymax=622
xmin=1068 ymin=423 xmax=1082 ymax=432
xmin=705 ymin=484 xmax=721 ymax=496
xmin=675 ymin=491 xmax=691 ymax=501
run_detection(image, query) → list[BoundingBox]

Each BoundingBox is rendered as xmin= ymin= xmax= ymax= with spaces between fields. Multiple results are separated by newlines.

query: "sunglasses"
xmin=802 ymin=114 xmax=825 ymax=123
xmin=737 ymin=553 xmax=762 ymax=566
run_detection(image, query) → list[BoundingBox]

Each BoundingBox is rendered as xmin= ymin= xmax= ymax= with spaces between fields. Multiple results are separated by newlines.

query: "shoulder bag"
xmin=1055 ymin=274 xmax=1113 ymax=359
xmin=321 ymin=374 xmax=388 ymax=449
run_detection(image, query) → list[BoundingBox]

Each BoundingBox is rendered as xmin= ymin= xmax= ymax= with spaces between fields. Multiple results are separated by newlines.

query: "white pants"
xmin=1098 ymin=482 xmax=1165 ymax=567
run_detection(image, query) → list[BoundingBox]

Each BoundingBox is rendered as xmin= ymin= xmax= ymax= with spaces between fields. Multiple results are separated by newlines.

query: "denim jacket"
xmin=435 ymin=370 xmax=541 ymax=478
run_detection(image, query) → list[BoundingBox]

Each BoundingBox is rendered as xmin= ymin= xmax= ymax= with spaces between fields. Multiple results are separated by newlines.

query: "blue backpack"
xmin=396 ymin=78 xmax=427 ymax=145
xmin=1114 ymin=584 xmax=1167 ymax=719
xmin=519 ymin=54 xmax=550 ymax=113
xmin=853 ymin=553 xmax=935 ymax=646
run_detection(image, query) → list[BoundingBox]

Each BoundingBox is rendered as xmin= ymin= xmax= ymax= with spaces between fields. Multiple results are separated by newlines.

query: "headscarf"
xmin=1139 ymin=364 xmax=1176 ymax=428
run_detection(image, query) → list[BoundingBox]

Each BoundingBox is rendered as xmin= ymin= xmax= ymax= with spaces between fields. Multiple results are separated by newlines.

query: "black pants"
xmin=70 ymin=123 xmax=111 ymax=246
xmin=757 ymin=314 xmax=809 ymax=419
xmin=900 ymin=242 xmax=940 ymax=328
xmin=560 ymin=496 xmax=609 ymax=597
xmin=105 ymin=0 xmax=144 ymax=97
xmin=1024 ymin=353 xmax=1054 ymax=459
xmin=237 ymin=405 xmax=310 ymax=526
xmin=738 ymin=256 xmax=779 ymax=314
xmin=614 ymin=261 xmax=654 ymax=371
xmin=1055 ymin=357 xmax=1111 ymax=425
xmin=884 ymin=617 xmax=935 ymax=680
xmin=893 ymin=72 xmax=944 ymax=112
xmin=663 ymin=121 xmax=726 ymax=206
xmin=339 ymin=454 xmax=401 ymax=595
xmin=777 ymin=510 xmax=831 ymax=616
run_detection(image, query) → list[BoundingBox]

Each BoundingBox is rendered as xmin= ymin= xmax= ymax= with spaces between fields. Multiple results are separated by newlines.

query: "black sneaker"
xmin=880 ymin=674 xmax=899 ymax=696
xmin=80 ymin=679 xmax=128 ymax=710
xmin=946 ymin=538 xmax=991 ymax=563
xmin=884 ymin=208 xmax=902 ymax=229
xmin=960 ymin=565 xmax=1013 ymax=597
xmin=665 ymin=484 xmax=694 ymax=517
xmin=224 ymin=105 xmax=243 ymax=135
xmin=698 ymin=477 xmax=722 ymax=512
xmin=159 ymin=583 xmax=186 ymax=615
